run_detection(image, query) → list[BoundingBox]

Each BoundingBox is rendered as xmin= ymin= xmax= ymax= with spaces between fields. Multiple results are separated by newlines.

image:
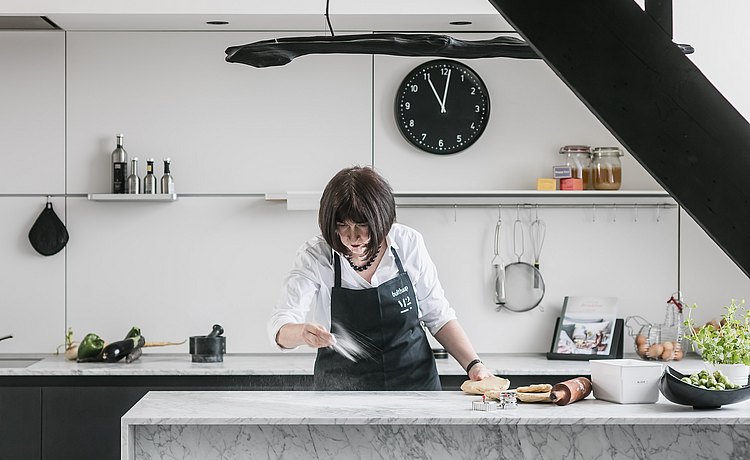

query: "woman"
xmin=268 ymin=166 xmax=492 ymax=390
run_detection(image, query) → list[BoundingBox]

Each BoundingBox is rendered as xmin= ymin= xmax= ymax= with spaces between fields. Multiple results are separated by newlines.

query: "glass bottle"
xmin=592 ymin=147 xmax=623 ymax=190
xmin=143 ymin=158 xmax=157 ymax=194
xmin=111 ymin=134 xmax=128 ymax=194
xmin=160 ymin=158 xmax=174 ymax=194
xmin=559 ymin=145 xmax=592 ymax=190
xmin=126 ymin=157 xmax=140 ymax=194
xmin=662 ymin=292 xmax=685 ymax=361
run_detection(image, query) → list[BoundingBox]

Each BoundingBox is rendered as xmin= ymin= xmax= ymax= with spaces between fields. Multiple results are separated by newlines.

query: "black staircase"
xmin=489 ymin=0 xmax=750 ymax=277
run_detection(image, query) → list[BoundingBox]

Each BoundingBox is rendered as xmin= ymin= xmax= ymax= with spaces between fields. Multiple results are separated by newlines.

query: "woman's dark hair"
xmin=319 ymin=166 xmax=396 ymax=259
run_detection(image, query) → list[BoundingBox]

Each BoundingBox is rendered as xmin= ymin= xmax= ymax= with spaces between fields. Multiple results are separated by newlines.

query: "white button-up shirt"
xmin=268 ymin=223 xmax=457 ymax=350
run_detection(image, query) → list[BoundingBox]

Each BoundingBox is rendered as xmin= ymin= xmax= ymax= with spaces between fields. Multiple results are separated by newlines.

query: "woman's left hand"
xmin=468 ymin=362 xmax=493 ymax=381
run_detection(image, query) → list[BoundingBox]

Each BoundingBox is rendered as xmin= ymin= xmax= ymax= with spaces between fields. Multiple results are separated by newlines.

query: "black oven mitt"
xmin=28 ymin=202 xmax=69 ymax=256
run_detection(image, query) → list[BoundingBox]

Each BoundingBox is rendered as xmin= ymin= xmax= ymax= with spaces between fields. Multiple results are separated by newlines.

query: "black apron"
xmin=314 ymin=247 xmax=441 ymax=391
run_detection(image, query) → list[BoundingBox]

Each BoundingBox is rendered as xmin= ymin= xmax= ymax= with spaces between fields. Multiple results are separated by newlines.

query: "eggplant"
xmin=102 ymin=335 xmax=145 ymax=362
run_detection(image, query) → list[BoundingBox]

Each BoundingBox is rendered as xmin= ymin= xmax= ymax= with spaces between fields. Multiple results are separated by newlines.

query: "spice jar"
xmin=559 ymin=145 xmax=592 ymax=190
xmin=591 ymin=147 xmax=623 ymax=190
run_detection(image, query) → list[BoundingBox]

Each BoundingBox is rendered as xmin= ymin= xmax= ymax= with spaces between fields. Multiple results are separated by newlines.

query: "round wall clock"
xmin=394 ymin=59 xmax=490 ymax=155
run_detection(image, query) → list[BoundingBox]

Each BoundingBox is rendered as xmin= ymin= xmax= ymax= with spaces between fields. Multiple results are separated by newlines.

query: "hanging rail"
xmin=395 ymin=203 xmax=676 ymax=209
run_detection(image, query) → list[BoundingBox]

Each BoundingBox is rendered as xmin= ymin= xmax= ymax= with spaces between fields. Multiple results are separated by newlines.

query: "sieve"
xmin=502 ymin=209 xmax=545 ymax=312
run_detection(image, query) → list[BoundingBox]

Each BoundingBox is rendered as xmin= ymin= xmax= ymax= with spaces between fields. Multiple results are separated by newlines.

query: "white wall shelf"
xmin=265 ymin=190 xmax=677 ymax=210
xmin=87 ymin=193 xmax=178 ymax=202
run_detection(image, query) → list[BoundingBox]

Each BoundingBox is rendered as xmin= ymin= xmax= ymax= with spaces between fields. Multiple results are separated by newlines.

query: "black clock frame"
xmin=394 ymin=59 xmax=490 ymax=155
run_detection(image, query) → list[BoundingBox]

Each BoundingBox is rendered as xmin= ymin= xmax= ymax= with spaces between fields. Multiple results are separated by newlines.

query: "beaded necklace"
xmin=345 ymin=247 xmax=380 ymax=272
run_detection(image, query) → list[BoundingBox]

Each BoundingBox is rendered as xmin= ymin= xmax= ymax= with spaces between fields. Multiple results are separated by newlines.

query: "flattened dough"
xmin=460 ymin=375 xmax=510 ymax=395
xmin=516 ymin=391 xmax=552 ymax=403
xmin=516 ymin=384 xmax=553 ymax=393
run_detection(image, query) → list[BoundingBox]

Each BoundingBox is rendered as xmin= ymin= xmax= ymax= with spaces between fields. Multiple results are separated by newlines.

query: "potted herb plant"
xmin=683 ymin=299 xmax=750 ymax=387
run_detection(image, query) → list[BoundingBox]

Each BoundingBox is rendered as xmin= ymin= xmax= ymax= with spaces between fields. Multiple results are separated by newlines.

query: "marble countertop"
xmin=122 ymin=390 xmax=750 ymax=426
xmin=0 ymin=352 xmax=710 ymax=377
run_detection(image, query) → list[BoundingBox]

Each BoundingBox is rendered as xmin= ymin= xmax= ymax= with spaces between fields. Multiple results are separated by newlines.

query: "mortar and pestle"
xmin=189 ymin=324 xmax=226 ymax=363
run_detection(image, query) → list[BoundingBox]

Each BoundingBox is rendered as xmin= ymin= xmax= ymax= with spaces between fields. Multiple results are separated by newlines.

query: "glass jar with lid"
xmin=592 ymin=147 xmax=623 ymax=190
xmin=559 ymin=145 xmax=592 ymax=190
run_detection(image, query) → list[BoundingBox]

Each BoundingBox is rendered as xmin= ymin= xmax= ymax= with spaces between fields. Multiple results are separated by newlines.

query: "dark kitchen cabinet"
xmin=42 ymin=386 xmax=148 ymax=460
xmin=17 ymin=374 xmax=312 ymax=460
xmin=0 ymin=387 xmax=42 ymax=460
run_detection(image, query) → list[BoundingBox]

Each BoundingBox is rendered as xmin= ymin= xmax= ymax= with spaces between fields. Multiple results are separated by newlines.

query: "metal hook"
xmin=498 ymin=203 xmax=502 ymax=220
xmin=46 ymin=195 xmax=51 ymax=204
xmin=534 ymin=204 xmax=540 ymax=222
xmin=454 ymin=204 xmax=457 ymax=223
xmin=612 ymin=203 xmax=616 ymax=223
xmin=634 ymin=204 xmax=638 ymax=223
xmin=592 ymin=204 xmax=596 ymax=223
xmin=656 ymin=204 xmax=662 ymax=223
xmin=516 ymin=204 xmax=521 ymax=221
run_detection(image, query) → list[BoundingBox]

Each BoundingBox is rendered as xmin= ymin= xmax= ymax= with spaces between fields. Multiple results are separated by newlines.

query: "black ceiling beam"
xmin=645 ymin=0 xmax=673 ymax=38
xmin=488 ymin=0 xmax=750 ymax=277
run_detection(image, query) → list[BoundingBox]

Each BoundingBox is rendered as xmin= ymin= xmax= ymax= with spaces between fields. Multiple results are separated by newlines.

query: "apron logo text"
xmin=398 ymin=296 xmax=413 ymax=313
xmin=392 ymin=286 xmax=409 ymax=297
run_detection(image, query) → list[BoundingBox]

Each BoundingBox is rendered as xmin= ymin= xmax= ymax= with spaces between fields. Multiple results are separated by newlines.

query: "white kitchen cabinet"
xmin=65 ymin=32 xmax=372 ymax=195
xmin=0 ymin=31 xmax=65 ymax=194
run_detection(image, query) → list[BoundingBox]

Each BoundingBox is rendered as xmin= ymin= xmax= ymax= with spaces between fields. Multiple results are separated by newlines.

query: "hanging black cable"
xmin=325 ymin=0 xmax=334 ymax=37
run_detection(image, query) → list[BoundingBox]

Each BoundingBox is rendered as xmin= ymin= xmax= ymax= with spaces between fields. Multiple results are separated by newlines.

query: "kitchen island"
xmin=0 ymin=354 xmax=714 ymax=460
xmin=122 ymin=390 xmax=750 ymax=460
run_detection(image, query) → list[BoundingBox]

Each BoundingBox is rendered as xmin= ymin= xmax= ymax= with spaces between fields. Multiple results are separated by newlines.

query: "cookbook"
xmin=553 ymin=296 xmax=618 ymax=356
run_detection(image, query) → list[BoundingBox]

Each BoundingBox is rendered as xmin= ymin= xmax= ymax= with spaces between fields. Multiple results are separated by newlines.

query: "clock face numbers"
xmin=395 ymin=60 xmax=490 ymax=155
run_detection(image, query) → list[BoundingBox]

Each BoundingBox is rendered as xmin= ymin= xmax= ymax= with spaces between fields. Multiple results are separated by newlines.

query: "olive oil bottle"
xmin=111 ymin=134 xmax=128 ymax=194
xmin=160 ymin=158 xmax=174 ymax=194
xmin=143 ymin=158 xmax=157 ymax=194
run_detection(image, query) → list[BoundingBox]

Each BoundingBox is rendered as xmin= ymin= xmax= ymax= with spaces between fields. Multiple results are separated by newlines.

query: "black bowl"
xmin=659 ymin=366 xmax=750 ymax=409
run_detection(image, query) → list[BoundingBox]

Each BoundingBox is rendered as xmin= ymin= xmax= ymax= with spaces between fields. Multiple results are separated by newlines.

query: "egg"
xmin=661 ymin=341 xmax=674 ymax=360
xmin=647 ymin=343 xmax=664 ymax=359
xmin=635 ymin=334 xmax=647 ymax=345
xmin=637 ymin=343 xmax=649 ymax=357
xmin=673 ymin=349 xmax=684 ymax=361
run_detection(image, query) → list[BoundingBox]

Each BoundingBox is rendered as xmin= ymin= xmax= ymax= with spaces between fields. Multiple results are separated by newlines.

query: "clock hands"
xmin=426 ymin=74 xmax=447 ymax=113
xmin=440 ymin=69 xmax=451 ymax=114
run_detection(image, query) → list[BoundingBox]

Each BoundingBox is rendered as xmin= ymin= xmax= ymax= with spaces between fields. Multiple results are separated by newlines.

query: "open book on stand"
xmin=547 ymin=296 xmax=623 ymax=361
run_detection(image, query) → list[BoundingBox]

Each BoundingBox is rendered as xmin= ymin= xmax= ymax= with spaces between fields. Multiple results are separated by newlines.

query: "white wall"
xmin=0 ymin=31 xmax=65 ymax=353
xmin=673 ymin=1 xmax=750 ymax=318
xmin=1 ymin=2 xmax=748 ymax=354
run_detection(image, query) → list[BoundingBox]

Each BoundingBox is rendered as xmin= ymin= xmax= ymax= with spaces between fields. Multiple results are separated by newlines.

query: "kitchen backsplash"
xmin=1 ymin=23 xmax=748 ymax=354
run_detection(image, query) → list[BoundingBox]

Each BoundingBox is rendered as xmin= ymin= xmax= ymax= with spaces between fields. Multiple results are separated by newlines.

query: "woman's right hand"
xmin=300 ymin=323 xmax=335 ymax=349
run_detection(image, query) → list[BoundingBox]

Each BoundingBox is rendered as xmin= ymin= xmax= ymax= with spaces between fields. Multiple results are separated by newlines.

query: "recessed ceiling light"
xmin=206 ymin=20 xmax=229 ymax=26
xmin=449 ymin=21 xmax=473 ymax=26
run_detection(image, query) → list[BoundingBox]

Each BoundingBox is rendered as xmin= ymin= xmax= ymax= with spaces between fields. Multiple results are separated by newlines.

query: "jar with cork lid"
xmin=592 ymin=147 xmax=623 ymax=190
xmin=559 ymin=145 xmax=592 ymax=190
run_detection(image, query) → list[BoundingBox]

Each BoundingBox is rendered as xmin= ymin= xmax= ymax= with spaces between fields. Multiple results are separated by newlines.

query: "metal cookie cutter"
xmin=498 ymin=391 xmax=517 ymax=409
xmin=471 ymin=392 xmax=517 ymax=411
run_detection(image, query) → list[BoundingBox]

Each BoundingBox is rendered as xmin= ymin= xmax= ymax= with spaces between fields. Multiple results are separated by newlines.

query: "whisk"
xmin=530 ymin=205 xmax=546 ymax=289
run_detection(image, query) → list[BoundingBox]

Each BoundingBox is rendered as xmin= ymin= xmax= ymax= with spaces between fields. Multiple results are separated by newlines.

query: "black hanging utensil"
xmin=28 ymin=199 xmax=69 ymax=256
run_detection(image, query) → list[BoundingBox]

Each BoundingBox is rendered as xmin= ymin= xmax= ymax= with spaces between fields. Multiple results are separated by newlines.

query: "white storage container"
xmin=590 ymin=359 xmax=664 ymax=404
